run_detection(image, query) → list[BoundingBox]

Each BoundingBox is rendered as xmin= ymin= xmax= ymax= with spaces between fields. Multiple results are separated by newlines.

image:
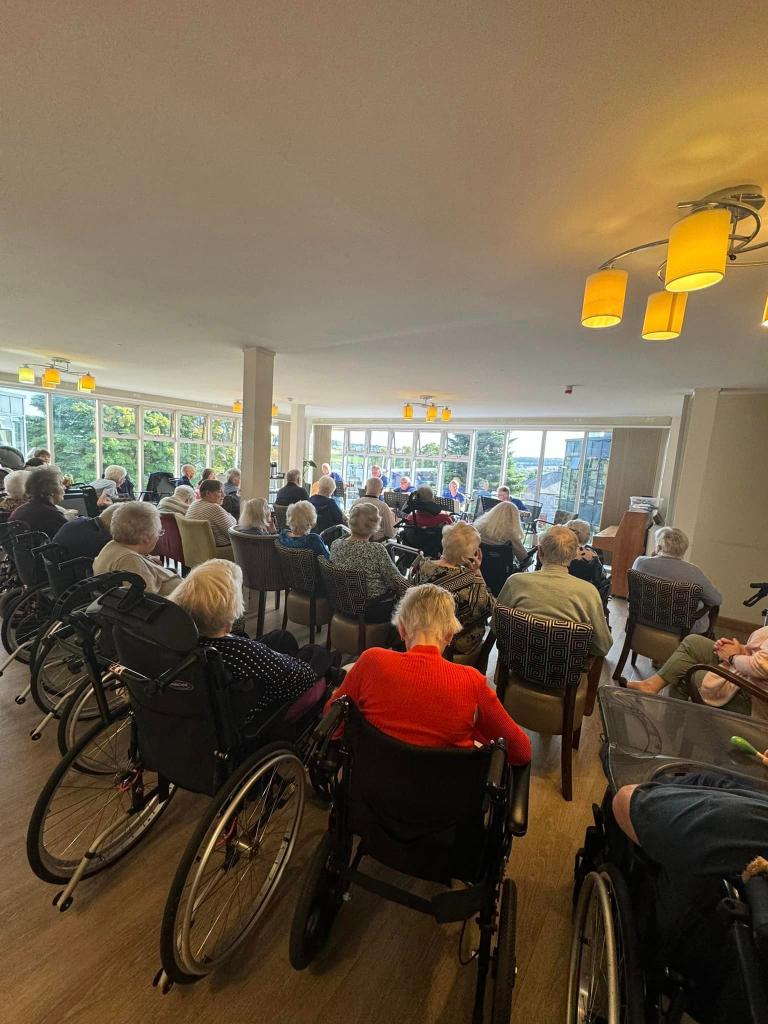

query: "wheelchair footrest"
xmin=345 ymin=866 xmax=489 ymax=924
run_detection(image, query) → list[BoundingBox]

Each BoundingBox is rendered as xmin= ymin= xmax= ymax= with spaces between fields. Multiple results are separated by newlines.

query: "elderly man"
xmin=498 ymin=525 xmax=612 ymax=656
xmin=186 ymin=478 xmax=237 ymax=549
xmin=275 ymin=468 xmax=310 ymax=506
xmin=632 ymin=526 xmax=721 ymax=633
xmin=350 ymin=477 xmax=395 ymax=540
xmin=496 ymin=485 xmax=527 ymax=513
xmin=398 ymin=476 xmax=414 ymax=494
xmin=370 ymin=463 xmax=389 ymax=488
xmin=175 ymin=463 xmax=197 ymax=488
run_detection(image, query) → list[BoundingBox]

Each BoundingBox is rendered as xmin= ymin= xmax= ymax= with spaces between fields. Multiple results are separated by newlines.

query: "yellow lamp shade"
xmin=42 ymin=366 xmax=61 ymax=388
xmin=232 ymin=399 xmax=243 ymax=414
xmin=642 ymin=291 xmax=688 ymax=341
xmin=665 ymin=207 xmax=731 ymax=293
xmin=581 ymin=268 xmax=628 ymax=328
xmin=441 ymin=407 xmax=452 ymax=422
xmin=761 ymin=295 xmax=768 ymax=328
xmin=271 ymin=403 xmax=279 ymax=417
xmin=18 ymin=364 xmax=35 ymax=383
xmin=77 ymin=372 xmax=96 ymax=392
xmin=425 ymin=404 xmax=438 ymax=423
xmin=402 ymin=403 xmax=413 ymax=420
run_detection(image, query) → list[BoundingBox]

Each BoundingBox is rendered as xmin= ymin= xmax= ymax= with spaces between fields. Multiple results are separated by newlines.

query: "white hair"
xmin=286 ymin=468 xmax=301 ymax=485
xmin=364 ymin=477 xmax=383 ymax=496
xmin=4 ymin=469 xmax=29 ymax=500
xmin=474 ymin=501 xmax=523 ymax=545
xmin=98 ymin=504 xmax=119 ymax=527
xmin=173 ymin=484 xmax=195 ymax=505
xmin=110 ymin=501 xmax=161 ymax=546
xmin=286 ymin=499 xmax=316 ymax=535
xmin=239 ymin=497 xmax=272 ymax=530
xmin=171 ymin=559 xmax=244 ymax=636
xmin=348 ymin=501 xmax=381 ymax=538
xmin=655 ymin=526 xmax=689 ymax=558
xmin=226 ymin=468 xmax=241 ymax=484
xmin=539 ymin=525 xmax=578 ymax=567
xmin=441 ymin=521 xmax=481 ymax=565
xmin=317 ymin=475 xmax=336 ymax=497
xmin=392 ymin=583 xmax=462 ymax=639
xmin=568 ymin=519 xmax=592 ymax=546
xmin=104 ymin=465 xmax=127 ymax=483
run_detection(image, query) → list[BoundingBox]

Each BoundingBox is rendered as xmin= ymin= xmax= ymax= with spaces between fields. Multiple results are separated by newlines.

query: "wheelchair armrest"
xmin=486 ymin=742 xmax=506 ymax=795
xmin=315 ymin=696 xmax=350 ymax=741
xmin=684 ymin=662 xmax=768 ymax=708
xmin=509 ymin=761 xmax=531 ymax=837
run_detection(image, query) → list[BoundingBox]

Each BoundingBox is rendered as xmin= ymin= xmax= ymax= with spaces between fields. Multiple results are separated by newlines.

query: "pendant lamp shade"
xmin=762 ymin=295 xmax=768 ymax=327
xmin=77 ymin=372 xmax=96 ymax=392
xmin=18 ymin=365 xmax=35 ymax=383
xmin=402 ymin=403 xmax=413 ymax=420
xmin=271 ymin=403 xmax=278 ymax=417
xmin=581 ymin=268 xmax=628 ymax=328
xmin=641 ymin=291 xmax=688 ymax=340
xmin=425 ymin=404 xmax=438 ymax=423
xmin=42 ymin=366 xmax=61 ymax=388
xmin=441 ymin=407 xmax=452 ymax=422
xmin=232 ymin=399 xmax=243 ymax=413
xmin=665 ymin=208 xmax=731 ymax=293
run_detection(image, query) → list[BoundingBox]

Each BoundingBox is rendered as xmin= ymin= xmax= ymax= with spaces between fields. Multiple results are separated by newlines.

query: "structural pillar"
xmin=669 ymin=388 xmax=719 ymax=550
xmin=288 ymin=402 xmax=307 ymax=480
xmin=240 ymin=347 xmax=275 ymax=501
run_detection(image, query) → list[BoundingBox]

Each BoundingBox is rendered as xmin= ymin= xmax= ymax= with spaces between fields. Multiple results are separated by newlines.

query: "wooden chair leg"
xmin=496 ymin=662 xmax=510 ymax=706
xmin=561 ymin=687 xmax=577 ymax=802
xmin=309 ymin=598 xmax=316 ymax=645
xmin=256 ymin=591 xmax=266 ymax=639
xmin=275 ymin=590 xmax=281 ymax=611
xmin=612 ymin=628 xmax=634 ymax=683
xmin=326 ymin=618 xmax=333 ymax=650
xmin=572 ymin=726 xmax=581 ymax=750
xmin=584 ymin=657 xmax=603 ymax=717
xmin=282 ymin=590 xmax=289 ymax=630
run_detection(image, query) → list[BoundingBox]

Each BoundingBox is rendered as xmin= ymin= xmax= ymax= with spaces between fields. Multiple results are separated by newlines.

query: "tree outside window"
xmin=473 ymin=430 xmax=505 ymax=497
xmin=143 ymin=440 xmax=175 ymax=479
xmin=52 ymin=396 xmax=97 ymax=481
xmin=210 ymin=445 xmax=236 ymax=475
xmin=102 ymin=404 xmax=137 ymax=435
xmin=143 ymin=408 xmax=173 ymax=436
xmin=180 ymin=442 xmax=206 ymax=474
xmin=102 ymin=438 xmax=138 ymax=482
xmin=179 ymin=414 xmax=206 ymax=441
xmin=211 ymin=417 xmax=235 ymax=444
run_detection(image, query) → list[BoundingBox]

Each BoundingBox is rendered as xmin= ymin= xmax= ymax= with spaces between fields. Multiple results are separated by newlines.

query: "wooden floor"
xmin=1 ymin=596 xmax=649 ymax=1024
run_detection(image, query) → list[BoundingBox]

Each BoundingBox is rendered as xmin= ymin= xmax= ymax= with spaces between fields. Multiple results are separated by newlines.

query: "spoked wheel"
xmin=30 ymin=631 xmax=89 ymax=715
xmin=160 ymin=743 xmax=305 ymax=984
xmin=289 ymin=831 xmax=348 ymax=970
xmin=1 ymin=587 xmax=52 ymax=663
xmin=27 ymin=709 xmax=175 ymax=886
xmin=490 ymin=878 xmax=517 ymax=1024
xmin=56 ymin=675 xmax=128 ymax=757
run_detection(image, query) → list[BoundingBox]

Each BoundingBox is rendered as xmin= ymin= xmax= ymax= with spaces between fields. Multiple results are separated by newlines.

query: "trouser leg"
xmin=658 ymin=635 xmax=718 ymax=699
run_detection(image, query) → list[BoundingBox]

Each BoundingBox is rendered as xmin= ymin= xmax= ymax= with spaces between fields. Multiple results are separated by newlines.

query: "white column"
xmin=240 ymin=347 xmax=275 ymax=500
xmin=669 ymin=388 xmax=719 ymax=548
xmin=288 ymin=402 xmax=307 ymax=480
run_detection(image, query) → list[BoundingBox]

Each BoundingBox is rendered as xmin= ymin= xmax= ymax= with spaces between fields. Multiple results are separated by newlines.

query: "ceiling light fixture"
xmin=402 ymin=395 xmax=455 ymax=423
xmin=582 ymin=185 xmax=768 ymax=338
xmin=441 ymin=407 xmax=452 ymax=422
xmin=402 ymin=402 xmax=413 ymax=420
xmin=18 ymin=365 xmax=35 ymax=383
xmin=41 ymin=366 xmax=61 ymax=389
xmin=77 ymin=372 xmax=96 ymax=392
xmin=761 ymin=296 xmax=768 ymax=328
xmin=17 ymin=358 xmax=96 ymax=391
xmin=271 ymin=402 xmax=279 ymax=417
xmin=232 ymin=399 xmax=243 ymax=414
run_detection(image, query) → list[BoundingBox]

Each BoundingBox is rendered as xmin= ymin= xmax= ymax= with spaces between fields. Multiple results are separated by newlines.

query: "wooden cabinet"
xmin=592 ymin=510 xmax=652 ymax=598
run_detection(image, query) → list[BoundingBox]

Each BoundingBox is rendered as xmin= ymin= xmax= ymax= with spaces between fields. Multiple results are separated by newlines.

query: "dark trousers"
xmin=258 ymin=628 xmax=339 ymax=678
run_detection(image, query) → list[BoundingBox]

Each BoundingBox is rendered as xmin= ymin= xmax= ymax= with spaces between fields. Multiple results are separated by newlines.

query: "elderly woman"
xmin=0 ymin=469 xmax=30 ymax=514
xmin=277 ymin=500 xmax=330 ymax=558
xmin=411 ymin=520 xmax=495 ymax=657
xmin=329 ymin=502 xmax=407 ymax=621
xmin=171 ymin=559 xmax=338 ymax=723
xmin=157 ymin=484 xmax=196 ymax=516
xmin=403 ymin=484 xmax=453 ymax=527
xmin=89 ymin=464 xmax=128 ymax=506
xmin=92 ymin=501 xmax=181 ymax=595
xmin=223 ymin=468 xmax=241 ymax=496
xmin=9 ymin=465 xmax=67 ymax=535
xmin=310 ymin=474 xmax=346 ymax=533
xmin=236 ymin=497 xmax=276 ymax=536
xmin=326 ymin=584 xmax=531 ymax=765
xmin=474 ymin=501 xmax=528 ymax=562
xmin=565 ymin=518 xmax=610 ymax=602
xmin=632 ymin=526 xmax=721 ymax=634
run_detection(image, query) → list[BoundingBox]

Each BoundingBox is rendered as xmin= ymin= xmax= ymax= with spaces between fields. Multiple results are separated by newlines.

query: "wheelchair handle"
xmin=744 ymin=582 xmax=768 ymax=607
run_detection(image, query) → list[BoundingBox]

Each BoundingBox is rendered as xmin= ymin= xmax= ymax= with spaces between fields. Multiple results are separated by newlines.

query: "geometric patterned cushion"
xmin=493 ymin=606 xmax=593 ymax=690
xmin=318 ymin=560 xmax=369 ymax=617
xmin=626 ymin=569 xmax=703 ymax=632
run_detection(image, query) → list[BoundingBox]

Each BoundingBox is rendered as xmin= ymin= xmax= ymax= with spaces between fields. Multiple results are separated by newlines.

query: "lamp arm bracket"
xmin=598 ymin=238 xmax=668 ymax=271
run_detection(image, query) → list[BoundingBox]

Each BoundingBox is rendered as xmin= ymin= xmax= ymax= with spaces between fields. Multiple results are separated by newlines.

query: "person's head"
xmin=286 ymin=499 xmax=316 ymax=536
xmin=317 ymin=475 xmax=336 ymax=498
xmin=392 ymin=584 xmax=462 ymax=650
xmin=4 ymin=469 xmax=30 ymax=500
xmin=226 ymin=468 xmax=241 ymax=487
xmin=348 ymin=501 xmax=381 ymax=540
xmin=448 ymin=479 xmax=460 ymax=496
xmin=171 ymin=559 xmax=244 ymax=637
xmin=475 ymin=501 xmax=523 ymax=544
xmin=181 ymin=464 xmax=196 ymax=481
xmin=286 ymin=468 xmax=301 ymax=486
xmin=26 ymin=465 xmax=65 ymax=504
xmin=30 ymin=448 xmax=51 ymax=464
xmin=24 ymin=457 xmax=45 ymax=468
xmin=199 ymin=478 xmax=224 ymax=503
xmin=371 ymin=464 xmax=382 ymax=479
xmin=568 ymin=519 xmax=592 ymax=547
xmin=415 ymin=484 xmax=434 ymax=503
xmin=655 ymin=526 xmax=689 ymax=558
xmin=239 ymin=497 xmax=272 ymax=530
xmin=399 ymin=476 xmax=411 ymax=491
xmin=110 ymin=501 xmax=161 ymax=554
xmin=539 ymin=525 xmax=578 ymax=567
xmin=497 ymin=486 xmax=510 ymax=501
xmin=97 ymin=503 xmax=119 ymax=530
xmin=172 ymin=484 xmax=195 ymax=507
xmin=200 ymin=467 xmax=215 ymax=483
xmin=441 ymin=521 xmax=481 ymax=566
xmin=103 ymin=464 xmax=128 ymax=486
xmin=364 ymin=477 xmax=383 ymax=497
xmin=321 ymin=463 xmax=331 ymax=476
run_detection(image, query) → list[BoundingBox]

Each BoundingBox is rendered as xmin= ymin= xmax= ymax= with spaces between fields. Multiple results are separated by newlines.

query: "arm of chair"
xmin=683 ymin=662 xmax=768 ymax=707
xmin=509 ymin=761 xmax=531 ymax=837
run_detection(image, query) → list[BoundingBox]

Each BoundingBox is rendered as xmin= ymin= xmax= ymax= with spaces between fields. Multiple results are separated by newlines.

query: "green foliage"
xmin=445 ymin=432 xmax=470 ymax=457
xmin=180 ymin=415 xmax=205 ymax=440
xmin=211 ymin=417 xmax=235 ymax=443
xmin=143 ymin=440 xmax=175 ymax=479
xmin=101 ymin=404 xmax=136 ymax=435
xmin=474 ymin=430 xmax=505 ymax=492
xmin=180 ymin=442 xmax=206 ymax=470
xmin=143 ymin=409 xmax=172 ymax=436
xmin=210 ymin=445 xmax=236 ymax=474
xmin=52 ymin=396 xmax=97 ymax=482
xmin=102 ymin=438 xmax=138 ymax=481
xmin=25 ymin=394 xmax=48 ymax=452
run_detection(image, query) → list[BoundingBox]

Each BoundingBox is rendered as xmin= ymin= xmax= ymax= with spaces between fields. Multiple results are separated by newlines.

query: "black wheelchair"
xmin=568 ymin=686 xmax=768 ymax=1024
xmin=289 ymin=697 xmax=531 ymax=1023
xmin=0 ymin=527 xmax=53 ymax=676
xmin=27 ymin=580 xmax=329 ymax=989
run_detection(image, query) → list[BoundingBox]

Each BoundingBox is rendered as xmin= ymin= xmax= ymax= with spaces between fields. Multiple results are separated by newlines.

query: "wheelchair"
xmin=567 ymin=686 xmax=768 ymax=1024
xmin=0 ymin=527 xmax=53 ymax=673
xmin=289 ymin=697 xmax=531 ymax=1023
xmin=26 ymin=579 xmax=328 ymax=989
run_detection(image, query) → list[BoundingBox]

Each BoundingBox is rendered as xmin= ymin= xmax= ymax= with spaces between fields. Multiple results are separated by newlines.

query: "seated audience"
xmin=474 ymin=500 xmax=528 ymax=562
xmin=397 ymin=476 xmax=415 ymax=494
xmin=10 ymin=465 xmax=67 ymax=536
xmin=117 ymin=474 xmax=135 ymax=498
xmin=329 ymin=502 xmax=406 ymax=621
xmin=566 ymin=519 xmax=610 ymax=601
xmin=236 ymin=497 xmax=276 ymax=535
xmin=53 ymin=504 xmax=118 ymax=561
xmin=157 ymin=484 xmax=196 ymax=516
xmin=186 ymin=478 xmax=237 ymax=547
xmin=404 ymin=485 xmax=453 ymax=527
xmin=93 ymin=501 xmax=181 ymax=595
xmin=223 ymin=468 xmax=241 ymax=495
xmin=370 ymin=463 xmax=388 ymax=488
xmin=498 ymin=525 xmax=611 ymax=657
xmin=171 ymin=559 xmax=337 ymax=722
xmin=275 ymin=468 xmax=310 ymax=506
xmin=310 ymin=475 xmax=346 ymax=533
xmin=175 ymin=463 xmax=197 ymax=488
xmin=28 ymin=448 xmax=51 ymax=464
xmin=633 ymin=526 xmax=722 ymax=633
xmin=326 ymin=584 xmax=531 ymax=765
xmin=196 ymin=467 xmax=215 ymax=496
xmin=0 ymin=469 xmax=30 ymax=514
xmin=278 ymin=500 xmax=330 ymax=558
xmin=350 ymin=477 xmax=395 ymax=540
xmin=89 ymin=464 xmax=128 ymax=504
xmin=411 ymin=520 xmax=494 ymax=657
xmin=627 ymin=626 xmax=768 ymax=716
xmin=496 ymin=485 xmax=528 ymax=512
xmin=443 ymin=477 xmax=466 ymax=508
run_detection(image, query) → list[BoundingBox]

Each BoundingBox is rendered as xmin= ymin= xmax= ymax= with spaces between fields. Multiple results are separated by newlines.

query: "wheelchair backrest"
xmin=62 ymin=486 xmax=99 ymax=518
xmin=399 ymin=523 xmax=444 ymax=559
xmin=479 ymin=541 xmax=518 ymax=597
xmin=0 ymin=519 xmax=31 ymax=566
xmin=12 ymin=529 xmax=50 ymax=587
xmin=493 ymin=605 xmax=593 ymax=689
xmin=627 ymin=568 xmax=706 ymax=632
xmin=41 ymin=543 xmax=93 ymax=598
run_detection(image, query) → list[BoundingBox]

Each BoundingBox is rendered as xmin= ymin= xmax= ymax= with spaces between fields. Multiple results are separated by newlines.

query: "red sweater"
xmin=327 ymin=645 xmax=531 ymax=766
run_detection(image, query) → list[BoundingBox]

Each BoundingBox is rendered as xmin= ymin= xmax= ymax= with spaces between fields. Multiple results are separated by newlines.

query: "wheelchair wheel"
xmin=490 ymin=878 xmax=517 ymax=1024
xmin=56 ymin=676 xmax=128 ymax=757
xmin=289 ymin=831 xmax=347 ymax=970
xmin=27 ymin=709 xmax=174 ymax=885
xmin=1 ymin=587 xmax=50 ymax=663
xmin=160 ymin=743 xmax=305 ymax=983
xmin=30 ymin=632 xmax=89 ymax=715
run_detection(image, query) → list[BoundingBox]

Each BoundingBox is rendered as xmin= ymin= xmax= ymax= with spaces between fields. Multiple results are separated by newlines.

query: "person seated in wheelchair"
xmin=325 ymin=583 xmax=531 ymax=765
xmin=93 ymin=501 xmax=182 ymax=596
xmin=401 ymin=484 xmax=453 ymax=528
xmin=171 ymin=559 xmax=340 ymax=724
xmin=474 ymin=499 xmax=529 ymax=563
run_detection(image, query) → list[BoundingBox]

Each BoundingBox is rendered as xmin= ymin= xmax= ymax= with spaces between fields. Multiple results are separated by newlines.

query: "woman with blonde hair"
xmin=236 ymin=497 xmax=276 ymax=536
xmin=329 ymin=501 xmax=406 ymax=621
xmin=474 ymin=501 xmax=527 ymax=561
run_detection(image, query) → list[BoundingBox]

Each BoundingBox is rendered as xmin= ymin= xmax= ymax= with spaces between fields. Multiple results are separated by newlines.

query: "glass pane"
xmin=348 ymin=430 xmax=366 ymax=453
xmin=101 ymin=438 xmax=138 ymax=483
xmin=578 ymin=431 xmax=613 ymax=528
xmin=505 ymin=431 xmax=544 ymax=503
xmin=211 ymin=417 xmax=235 ymax=444
xmin=143 ymin=408 xmax=172 ymax=436
xmin=393 ymin=431 xmax=414 ymax=456
xmin=344 ymin=455 xmax=365 ymax=490
xmin=101 ymin=403 xmax=137 ymax=435
xmin=179 ymin=414 xmax=206 ymax=440
xmin=441 ymin=461 xmax=468 ymax=497
xmin=143 ymin=440 xmax=175 ymax=481
xmin=444 ymin=432 xmax=471 ymax=457
xmin=330 ymin=456 xmax=344 ymax=479
xmin=331 ymin=429 xmax=345 ymax=454
xmin=414 ymin=459 xmax=439 ymax=489
xmin=473 ymin=430 xmax=505 ymax=497
xmin=369 ymin=430 xmax=388 ymax=454
xmin=539 ymin=431 xmax=585 ymax=522
xmin=179 ymin=442 xmax=206 ymax=472
xmin=0 ymin=387 xmax=48 ymax=455
xmin=52 ymin=395 xmax=97 ymax=482
xmin=270 ymin=425 xmax=280 ymax=467
xmin=210 ymin=445 xmax=236 ymax=475
xmin=417 ymin=431 xmax=441 ymax=456
xmin=390 ymin=460 xmax=413 ymax=490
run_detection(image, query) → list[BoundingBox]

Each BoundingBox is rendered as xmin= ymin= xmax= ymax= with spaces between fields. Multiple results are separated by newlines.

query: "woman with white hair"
xmin=309 ymin=475 xmax=346 ymax=533
xmin=0 ymin=469 xmax=30 ymax=514
xmin=277 ymin=500 xmax=330 ymax=558
xmin=171 ymin=559 xmax=339 ymax=722
xmin=157 ymin=484 xmax=196 ymax=517
xmin=89 ymin=464 xmax=128 ymax=504
xmin=632 ymin=526 xmax=721 ymax=634
xmin=411 ymin=521 xmax=495 ymax=657
xmin=9 ymin=465 xmax=67 ymax=536
xmin=474 ymin=501 xmax=528 ymax=562
xmin=93 ymin=501 xmax=181 ymax=595
xmin=325 ymin=584 xmax=531 ymax=765
xmin=564 ymin=518 xmax=610 ymax=602
xmin=329 ymin=502 xmax=406 ymax=620
xmin=236 ymin=497 xmax=276 ymax=536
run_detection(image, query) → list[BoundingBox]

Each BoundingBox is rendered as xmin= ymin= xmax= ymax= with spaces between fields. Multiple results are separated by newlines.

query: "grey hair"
xmin=349 ymin=501 xmax=381 ymax=538
xmin=416 ymin=485 xmax=434 ymax=502
xmin=286 ymin=468 xmax=301 ymax=485
xmin=364 ymin=477 xmax=383 ymax=496
xmin=539 ymin=525 xmax=578 ymax=567
xmin=171 ymin=559 xmax=244 ymax=636
xmin=286 ymin=499 xmax=316 ymax=535
xmin=239 ymin=497 xmax=272 ymax=530
xmin=98 ymin=503 xmax=119 ymax=527
xmin=392 ymin=583 xmax=462 ymax=639
xmin=317 ymin=474 xmax=336 ymax=497
xmin=226 ymin=468 xmax=241 ymax=483
xmin=110 ymin=501 xmax=161 ymax=546
xmin=104 ymin=465 xmax=127 ymax=483
xmin=655 ymin=526 xmax=689 ymax=558
xmin=474 ymin=501 xmax=523 ymax=544
xmin=4 ymin=469 xmax=30 ymax=500
xmin=441 ymin=521 xmax=481 ymax=565
xmin=25 ymin=465 xmax=64 ymax=502
xmin=568 ymin=519 xmax=592 ymax=545
xmin=173 ymin=484 xmax=195 ymax=504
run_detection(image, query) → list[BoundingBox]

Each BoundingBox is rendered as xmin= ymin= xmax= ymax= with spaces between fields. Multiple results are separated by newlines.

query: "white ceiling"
xmin=2 ymin=1 xmax=768 ymax=419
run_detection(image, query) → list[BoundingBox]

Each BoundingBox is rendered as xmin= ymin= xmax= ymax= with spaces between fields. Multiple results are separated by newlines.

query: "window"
xmin=101 ymin=403 xmax=137 ymax=435
xmin=393 ymin=431 xmax=414 ymax=456
xmin=539 ymin=432 xmax=584 ymax=521
xmin=348 ymin=430 xmax=366 ymax=453
xmin=331 ymin=429 xmax=345 ymax=455
xmin=369 ymin=430 xmax=388 ymax=454
xmin=505 ymin=431 xmax=543 ymax=502
xmin=344 ymin=455 xmax=365 ymax=490
xmin=179 ymin=414 xmax=206 ymax=441
xmin=444 ymin=432 xmax=471 ymax=457
xmin=414 ymin=460 xmax=439 ymax=488
xmin=211 ymin=417 xmax=235 ymax=444
xmin=52 ymin=395 xmax=97 ymax=481
xmin=102 ymin=438 xmax=138 ymax=482
xmin=473 ymin=430 xmax=505 ymax=497
xmin=180 ymin=442 xmax=207 ymax=472
xmin=210 ymin=445 xmax=236 ymax=475
xmin=143 ymin=408 xmax=173 ymax=436
xmin=143 ymin=440 xmax=175 ymax=478
xmin=578 ymin=432 xmax=612 ymax=527
xmin=0 ymin=387 xmax=48 ymax=456
xmin=441 ymin=460 xmax=468 ymax=495
xmin=270 ymin=425 xmax=280 ymax=466
xmin=417 ymin=431 xmax=441 ymax=456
